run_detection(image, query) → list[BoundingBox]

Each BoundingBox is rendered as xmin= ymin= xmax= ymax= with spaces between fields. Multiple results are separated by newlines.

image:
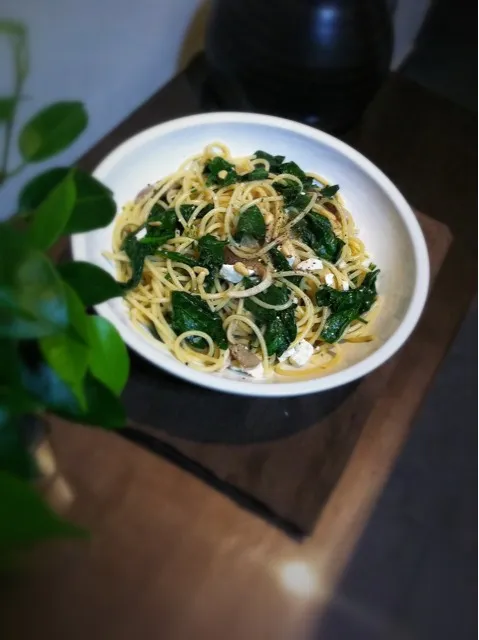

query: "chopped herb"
xmin=296 ymin=213 xmax=344 ymax=263
xmin=235 ymin=205 xmax=266 ymax=244
xmin=203 ymin=156 xmax=238 ymax=187
xmin=170 ymin=291 xmax=227 ymax=350
xmin=245 ymin=283 xmax=297 ymax=356
xmin=269 ymin=248 xmax=301 ymax=286
xmin=156 ymin=249 xmax=197 ymax=267
xmin=197 ymin=234 xmax=227 ymax=289
xmin=320 ymin=184 xmax=340 ymax=198
xmin=253 ymin=150 xmax=285 ymax=173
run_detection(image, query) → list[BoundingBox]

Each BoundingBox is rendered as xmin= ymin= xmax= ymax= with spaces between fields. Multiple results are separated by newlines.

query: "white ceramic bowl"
xmin=72 ymin=112 xmax=430 ymax=397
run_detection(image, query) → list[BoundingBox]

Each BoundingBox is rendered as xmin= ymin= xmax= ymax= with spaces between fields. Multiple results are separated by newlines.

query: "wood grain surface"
xmin=1 ymin=69 xmax=476 ymax=640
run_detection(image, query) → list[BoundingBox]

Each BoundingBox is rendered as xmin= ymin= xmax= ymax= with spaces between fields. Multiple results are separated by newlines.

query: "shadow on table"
xmin=122 ymin=351 xmax=357 ymax=444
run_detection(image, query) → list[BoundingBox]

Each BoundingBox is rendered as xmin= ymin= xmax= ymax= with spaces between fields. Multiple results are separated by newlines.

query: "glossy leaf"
xmin=39 ymin=282 xmax=90 ymax=406
xmin=19 ymin=168 xmax=115 ymax=234
xmin=18 ymin=101 xmax=87 ymax=162
xmin=0 ymin=417 xmax=36 ymax=479
xmin=0 ymin=225 xmax=68 ymax=339
xmin=78 ymin=374 xmax=126 ymax=428
xmin=0 ymin=471 xmax=85 ymax=547
xmin=27 ymin=172 xmax=76 ymax=250
xmin=58 ymin=261 xmax=121 ymax=307
xmin=21 ymin=357 xmax=125 ymax=429
xmin=0 ymin=97 xmax=15 ymax=121
xmin=87 ymin=316 xmax=129 ymax=395
xmin=21 ymin=356 xmax=81 ymax=417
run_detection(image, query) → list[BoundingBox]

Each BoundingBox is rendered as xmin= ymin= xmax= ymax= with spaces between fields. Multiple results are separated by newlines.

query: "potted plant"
xmin=0 ymin=20 xmax=128 ymax=562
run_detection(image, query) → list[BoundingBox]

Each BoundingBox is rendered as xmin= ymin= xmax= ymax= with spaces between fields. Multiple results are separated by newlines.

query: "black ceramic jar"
xmin=205 ymin=0 xmax=393 ymax=133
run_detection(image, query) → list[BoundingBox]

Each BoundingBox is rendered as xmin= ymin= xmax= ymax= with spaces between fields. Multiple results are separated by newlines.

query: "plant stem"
xmin=0 ymin=31 xmax=28 ymax=185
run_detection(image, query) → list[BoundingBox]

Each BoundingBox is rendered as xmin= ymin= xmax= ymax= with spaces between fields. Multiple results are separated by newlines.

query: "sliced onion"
xmin=226 ymin=272 xmax=272 ymax=299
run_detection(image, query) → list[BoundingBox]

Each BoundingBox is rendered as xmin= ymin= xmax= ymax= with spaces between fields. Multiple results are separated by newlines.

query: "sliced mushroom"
xmin=135 ymin=184 xmax=153 ymax=203
xmin=230 ymin=344 xmax=261 ymax=370
xmin=323 ymin=201 xmax=340 ymax=219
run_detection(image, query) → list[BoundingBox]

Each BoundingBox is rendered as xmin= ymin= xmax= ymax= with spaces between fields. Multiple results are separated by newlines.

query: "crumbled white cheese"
xmin=220 ymin=349 xmax=231 ymax=372
xmin=229 ymin=363 xmax=264 ymax=379
xmin=286 ymin=256 xmax=296 ymax=267
xmin=278 ymin=340 xmax=314 ymax=367
xmin=338 ymin=260 xmax=347 ymax=269
xmin=220 ymin=264 xmax=243 ymax=284
xmin=246 ymin=363 xmax=264 ymax=379
xmin=296 ymin=258 xmax=323 ymax=271
xmin=297 ymin=258 xmax=324 ymax=272
xmin=325 ymin=273 xmax=335 ymax=287
xmin=135 ymin=227 xmax=147 ymax=240
xmin=342 ymin=280 xmax=350 ymax=291
xmin=219 ymin=264 xmax=255 ymax=284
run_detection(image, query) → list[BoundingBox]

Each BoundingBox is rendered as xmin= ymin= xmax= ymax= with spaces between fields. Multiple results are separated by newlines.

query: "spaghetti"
xmin=106 ymin=143 xmax=380 ymax=379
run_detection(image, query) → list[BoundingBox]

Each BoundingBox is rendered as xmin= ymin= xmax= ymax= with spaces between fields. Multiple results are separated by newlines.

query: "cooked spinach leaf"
xmin=245 ymin=283 xmax=297 ymax=356
xmin=170 ymin=291 xmax=227 ymax=350
xmin=243 ymin=166 xmax=269 ymax=181
xmin=320 ymin=308 xmax=359 ymax=344
xmin=285 ymin=192 xmax=313 ymax=215
xmin=120 ymin=234 xmax=151 ymax=291
xmin=253 ymin=150 xmax=285 ymax=173
xmin=296 ymin=213 xmax=344 ymax=263
xmin=235 ymin=205 xmax=266 ymax=244
xmin=180 ymin=202 xmax=214 ymax=222
xmin=121 ymin=208 xmax=179 ymax=290
xmin=197 ymin=234 xmax=227 ymax=289
xmin=277 ymin=161 xmax=314 ymax=189
xmin=264 ymin=310 xmax=297 ymax=357
xmin=273 ymin=178 xmax=303 ymax=207
xmin=204 ymin=156 xmax=238 ymax=187
xmin=141 ymin=207 xmax=178 ymax=246
xmin=156 ymin=249 xmax=197 ymax=267
xmin=316 ymin=268 xmax=379 ymax=342
xmin=269 ymin=248 xmax=301 ymax=286
xmin=320 ymin=184 xmax=340 ymax=198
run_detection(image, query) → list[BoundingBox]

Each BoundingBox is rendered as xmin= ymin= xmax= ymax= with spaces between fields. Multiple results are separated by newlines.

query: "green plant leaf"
xmin=38 ymin=282 xmax=90 ymax=407
xmin=0 ymin=417 xmax=36 ymax=479
xmin=19 ymin=167 xmax=116 ymax=234
xmin=0 ymin=97 xmax=15 ymax=121
xmin=86 ymin=316 xmax=129 ymax=395
xmin=21 ymin=352 xmax=81 ymax=416
xmin=78 ymin=374 xmax=126 ymax=428
xmin=0 ymin=471 xmax=85 ymax=548
xmin=0 ymin=225 xmax=68 ymax=339
xmin=21 ymin=355 xmax=125 ymax=429
xmin=18 ymin=101 xmax=87 ymax=162
xmin=27 ymin=172 xmax=76 ymax=250
xmin=58 ymin=261 xmax=121 ymax=306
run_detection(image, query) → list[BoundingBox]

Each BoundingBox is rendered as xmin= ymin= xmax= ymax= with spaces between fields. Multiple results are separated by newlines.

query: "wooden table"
xmin=1 ymin=71 xmax=476 ymax=640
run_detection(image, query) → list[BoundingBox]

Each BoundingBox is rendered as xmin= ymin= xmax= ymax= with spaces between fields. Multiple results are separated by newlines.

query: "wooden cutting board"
xmin=121 ymin=211 xmax=452 ymax=535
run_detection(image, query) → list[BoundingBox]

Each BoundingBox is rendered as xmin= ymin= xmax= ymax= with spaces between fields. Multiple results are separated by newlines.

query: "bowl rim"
xmin=72 ymin=111 xmax=430 ymax=397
